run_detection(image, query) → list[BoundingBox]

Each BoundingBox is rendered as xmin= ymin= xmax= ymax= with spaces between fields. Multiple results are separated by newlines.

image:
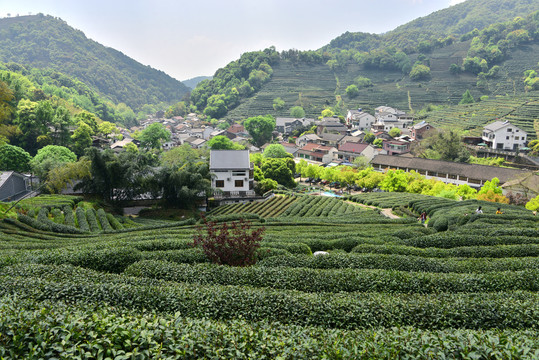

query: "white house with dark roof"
xmin=482 ymin=120 xmax=527 ymax=150
xmin=346 ymin=109 xmax=375 ymax=131
xmin=210 ymin=150 xmax=254 ymax=198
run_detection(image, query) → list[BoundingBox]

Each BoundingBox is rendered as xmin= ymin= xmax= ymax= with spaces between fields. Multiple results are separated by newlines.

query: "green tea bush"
xmin=96 ymin=209 xmax=112 ymax=232
xmin=86 ymin=208 xmax=100 ymax=232
xmin=63 ymin=205 xmax=75 ymax=227
xmin=75 ymin=207 xmax=89 ymax=232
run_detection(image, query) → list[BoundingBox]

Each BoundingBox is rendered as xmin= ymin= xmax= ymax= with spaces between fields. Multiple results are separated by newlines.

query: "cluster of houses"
xmin=1 ymin=106 xmax=537 ymax=205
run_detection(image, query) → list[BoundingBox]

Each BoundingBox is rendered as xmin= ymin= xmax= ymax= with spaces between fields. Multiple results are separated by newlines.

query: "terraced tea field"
xmin=1 ymin=193 xmax=539 ymax=358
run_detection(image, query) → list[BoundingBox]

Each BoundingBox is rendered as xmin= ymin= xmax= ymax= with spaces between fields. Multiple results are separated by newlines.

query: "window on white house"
xmin=216 ymin=180 xmax=224 ymax=188
xmin=235 ymin=180 xmax=244 ymax=187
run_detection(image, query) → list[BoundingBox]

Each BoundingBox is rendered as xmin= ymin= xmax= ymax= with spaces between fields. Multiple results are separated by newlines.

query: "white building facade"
xmin=482 ymin=121 xmax=527 ymax=150
xmin=210 ymin=150 xmax=254 ymax=197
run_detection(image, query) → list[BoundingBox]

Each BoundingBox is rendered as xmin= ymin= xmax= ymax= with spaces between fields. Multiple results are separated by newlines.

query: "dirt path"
xmin=381 ymin=208 xmax=400 ymax=219
xmin=345 ymin=201 xmax=400 ymax=219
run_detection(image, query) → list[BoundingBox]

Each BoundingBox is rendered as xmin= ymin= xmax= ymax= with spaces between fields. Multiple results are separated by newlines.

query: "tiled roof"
xmin=339 ymin=142 xmax=368 ymax=153
xmin=210 ymin=150 xmax=250 ymax=170
xmin=371 ymin=155 xmax=531 ymax=183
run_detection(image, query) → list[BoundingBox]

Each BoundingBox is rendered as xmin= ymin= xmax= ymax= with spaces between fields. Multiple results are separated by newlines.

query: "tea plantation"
xmin=1 ymin=193 xmax=539 ymax=358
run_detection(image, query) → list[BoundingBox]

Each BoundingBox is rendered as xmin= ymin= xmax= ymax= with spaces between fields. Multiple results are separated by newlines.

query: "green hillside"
xmin=197 ymin=1 xmax=539 ymax=121
xmin=0 ymin=14 xmax=189 ymax=110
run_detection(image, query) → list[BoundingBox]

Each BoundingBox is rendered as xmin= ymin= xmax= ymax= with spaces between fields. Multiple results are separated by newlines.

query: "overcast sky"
xmin=0 ymin=0 xmax=466 ymax=81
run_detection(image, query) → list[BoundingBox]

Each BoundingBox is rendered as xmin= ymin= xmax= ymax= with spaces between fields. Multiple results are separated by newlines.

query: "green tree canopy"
xmin=260 ymin=158 xmax=296 ymax=188
xmin=244 ymin=115 xmax=275 ymax=147
xmin=345 ymin=85 xmax=359 ymax=98
xmin=263 ymin=144 xmax=291 ymax=159
xmin=273 ymin=97 xmax=285 ymax=111
xmin=70 ymin=121 xmax=93 ymax=157
xmin=0 ymin=144 xmax=32 ymax=172
xmin=409 ymin=64 xmax=431 ymax=81
xmin=30 ymin=145 xmax=77 ymax=180
xmin=459 ymin=90 xmax=475 ymax=105
xmin=207 ymin=135 xmax=244 ymax=150
xmin=289 ymin=106 xmax=305 ymax=118
xmin=139 ymin=123 xmax=171 ymax=150
xmin=389 ymin=127 xmax=402 ymax=138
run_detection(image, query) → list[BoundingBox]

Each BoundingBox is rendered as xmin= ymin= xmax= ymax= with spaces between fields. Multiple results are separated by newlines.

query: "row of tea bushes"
xmin=2 ymin=263 xmax=539 ymax=330
xmin=2 ymin=297 xmax=539 ymax=359
xmin=124 ymin=259 xmax=539 ymax=293
xmin=257 ymin=253 xmax=539 ymax=273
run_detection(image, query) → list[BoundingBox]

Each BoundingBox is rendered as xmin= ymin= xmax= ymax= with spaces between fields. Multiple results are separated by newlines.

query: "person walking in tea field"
xmin=419 ymin=211 xmax=427 ymax=224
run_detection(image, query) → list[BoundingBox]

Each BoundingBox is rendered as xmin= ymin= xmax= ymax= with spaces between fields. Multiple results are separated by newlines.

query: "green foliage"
xmin=207 ymin=135 xmax=243 ymax=150
xmin=272 ymin=97 xmax=285 ymax=111
xmin=139 ymin=123 xmax=170 ymax=150
xmin=263 ymin=144 xmax=290 ymax=159
xmin=0 ymin=15 xmax=189 ymax=109
xmin=459 ymin=89 xmax=475 ymax=105
xmin=345 ymin=84 xmax=359 ymax=98
xmin=354 ymin=76 xmax=373 ymax=88
xmin=261 ymin=158 xmax=296 ymax=188
xmin=244 ymin=115 xmax=275 ymax=147
xmin=388 ymin=127 xmax=402 ymax=138
xmin=409 ymin=64 xmax=431 ymax=81
xmin=30 ymin=145 xmax=77 ymax=180
xmin=0 ymin=144 xmax=31 ymax=172
xmin=526 ymin=195 xmax=539 ymax=211
xmin=289 ymin=106 xmax=306 ymax=118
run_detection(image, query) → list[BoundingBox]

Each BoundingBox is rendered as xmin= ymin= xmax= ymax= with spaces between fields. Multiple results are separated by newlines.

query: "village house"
xmin=227 ymin=123 xmax=249 ymax=138
xmin=410 ymin=121 xmax=435 ymax=140
xmin=371 ymin=154 xmax=533 ymax=190
xmin=296 ymin=143 xmax=336 ymax=164
xmin=296 ymin=133 xmax=321 ymax=148
xmin=275 ymin=117 xmax=314 ymax=135
xmin=0 ymin=171 xmax=32 ymax=202
xmin=382 ymin=139 xmax=411 ymax=156
xmin=210 ymin=150 xmax=255 ymax=203
xmin=318 ymin=133 xmax=345 ymax=147
xmin=334 ymin=142 xmax=377 ymax=163
xmin=316 ymin=118 xmax=348 ymax=136
xmin=346 ymin=109 xmax=375 ymax=131
xmin=482 ymin=120 xmax=528 ymax=150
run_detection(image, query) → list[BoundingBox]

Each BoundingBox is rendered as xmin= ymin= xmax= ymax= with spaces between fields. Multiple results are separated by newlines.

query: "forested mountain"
xmin=182 ymin=76 xmax=212 ymax=90
xmin=190 ymin=0 xmax=539 ymax=128
xmin=0 ymin=14 xmax=189 ymax=110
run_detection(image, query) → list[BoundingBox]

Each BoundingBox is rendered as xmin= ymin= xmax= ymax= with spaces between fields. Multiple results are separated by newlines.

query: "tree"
xmin=273 ymin=97 xmax=285 ymax=111
xmin=379 ymin=169 xmax=409 ymax=192
xmin=459 ymin=90 xmax=475 ymax=105
xmin=139 ymin=123 xmax=170 ymax=149
xmin=478 ymin=177 xmax=503 ymax=195
xmin=97 ymin=121 xmax=119 ymax=140
xmin=192 ymin=219 xmax=265 ymax=267
xmin=414 ymin=130 xmax=470 ymax=162
xmin=244 ymin=115 xmax=275 ymax=147
xmin=71 ymin=121 xmax=94 ymax=157
xmin=161 ymin=144 xmax=202 ymax=168
xmin=30 ymin=145 xmax=77 ymax=181
xmin=526 ymin=195 xmax=539 ymax=211
xmin=409 ymin=64 xmax=431 ymax=81
xmin=45 ymin=159 xmax=91 ymax=194
xmin=321 ymin=108 xmax=334 ymax=118
xmin=353 ymin=156 xmax=369 ymax=169
xmin=51 ymin=106 xmax=73 ymax=146
xmin=355 ymin=76 xmax=372 ymax=88
xmin=255 ymin=178 xmax=278 ymax=195
xmin=449 ymin=63 xmax=462 ymax=75
xmin=261 ymin=158 xmax=295 ymax=188
xmin=0 ymin=144 xmax=32 ymax=172
xmin=389 ymin=127 xmax=402 ymax=138
xmin=345 ymin=85 xmax=359 ymax=98
xmin=159 ymin=161 xmax=212 ymax=208
xmin=207 ymin=135 xmax=244 ymax=150
xmin=363 ymin=132 xmax=375 ymax=144
xmin=204 ymin=94 xmax=228 ymax=118
xmin=263 ymin=144 xmax=290 ymax=159
xmin=289 ymin=106 xmax=305 ymax=118
xmin=373 ymin=138 xmax=383 ymax=148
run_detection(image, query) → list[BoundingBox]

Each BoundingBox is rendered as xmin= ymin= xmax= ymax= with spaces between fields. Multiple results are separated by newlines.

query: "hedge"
xmin=75 ymin=207 xmax=90 ymax=232
xmin=124 ymin=260 xmax=539 ymax=293
xmin=2 ymin=264 xmax=539 ymax=330
xmin=3 ymin=297 xmax=539 ymax=359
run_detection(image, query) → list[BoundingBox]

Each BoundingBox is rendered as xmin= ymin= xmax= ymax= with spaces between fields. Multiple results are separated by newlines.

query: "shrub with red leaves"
xmin=192 ymin=218 xmax=265 ymax=267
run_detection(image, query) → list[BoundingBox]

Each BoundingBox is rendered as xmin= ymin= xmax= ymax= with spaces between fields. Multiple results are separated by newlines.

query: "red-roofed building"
xmin=334 ymin=142 xmax=377 ymax=163
xmin=383 ymin=140 xmax=410 ymax=156
xmin=296 ymin=143 xmax=336 ymax=163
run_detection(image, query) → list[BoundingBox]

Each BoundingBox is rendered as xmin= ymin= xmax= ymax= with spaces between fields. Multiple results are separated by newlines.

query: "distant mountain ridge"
xmin=182 ymin=76 xmax=212 ymax=90
xmin=0 ymin=14 xmax=190 ymax=110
